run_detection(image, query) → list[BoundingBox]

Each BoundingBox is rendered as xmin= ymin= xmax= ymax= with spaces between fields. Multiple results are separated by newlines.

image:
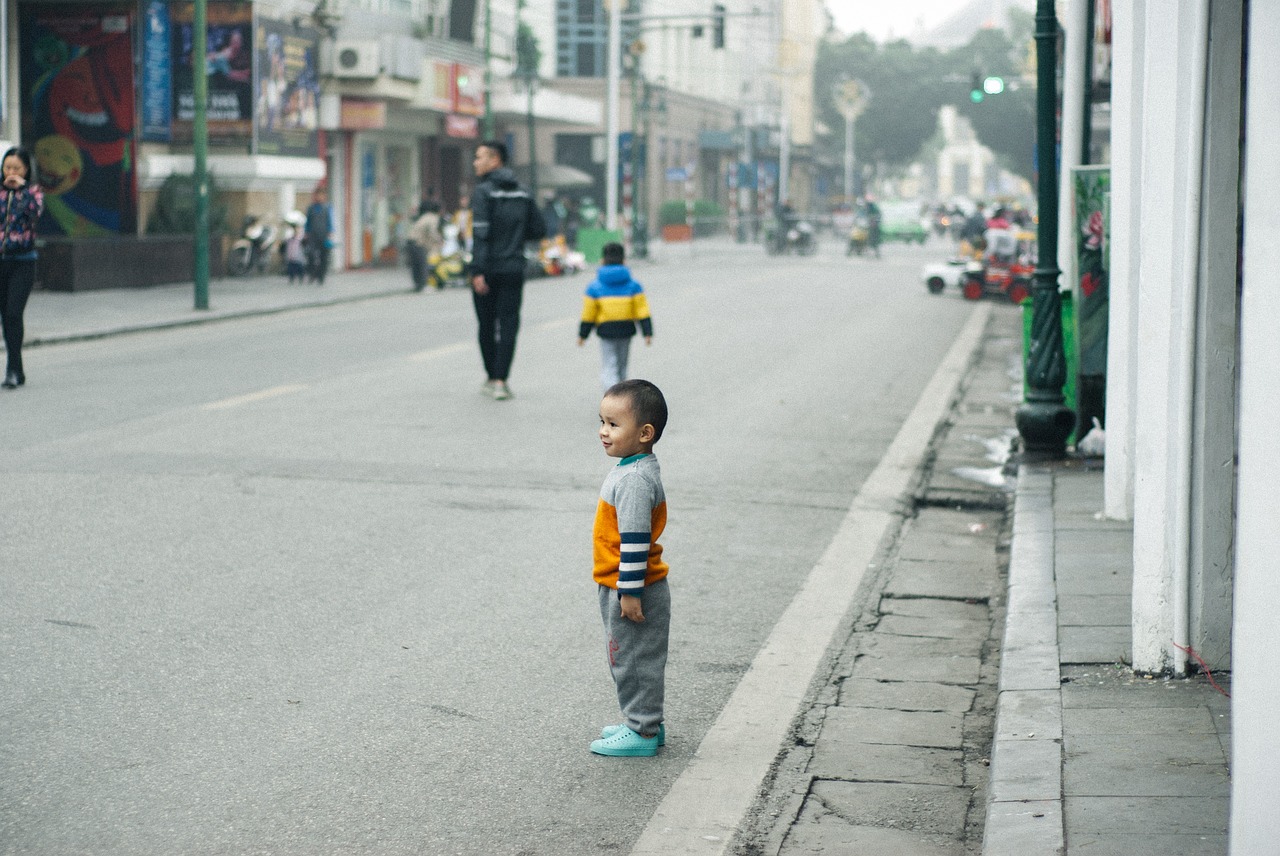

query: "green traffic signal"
xmin=970 ymin=70 xmax=983 ymax=103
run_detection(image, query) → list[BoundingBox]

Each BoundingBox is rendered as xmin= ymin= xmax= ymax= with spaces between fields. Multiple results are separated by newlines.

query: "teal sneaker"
xmin=590 ymin=726 xmax=659 ymax=757
xmin=601 ymin=723 xmax=665 ymax=746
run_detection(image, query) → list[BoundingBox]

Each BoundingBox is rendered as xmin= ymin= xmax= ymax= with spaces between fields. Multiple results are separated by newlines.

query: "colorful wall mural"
xmin=19 ymin=4 xmax=137 ymax=237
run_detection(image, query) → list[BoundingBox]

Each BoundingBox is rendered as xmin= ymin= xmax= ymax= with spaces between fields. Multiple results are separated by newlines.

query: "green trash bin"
xmin=576 ymin=229 xmax=623 ymax=265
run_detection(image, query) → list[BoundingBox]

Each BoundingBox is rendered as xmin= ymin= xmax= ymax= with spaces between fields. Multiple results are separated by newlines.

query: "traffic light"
xmin=983 ymin=76 xmax=1006 ymax=96
xmin=712 ymin=3 xmax=725 ymax=49
xmin=970 ymin=70 xmax=984 ymax=103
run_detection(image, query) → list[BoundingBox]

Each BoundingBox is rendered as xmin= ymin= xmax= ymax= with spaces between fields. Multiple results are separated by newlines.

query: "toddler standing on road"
xmin=590 ymin=379 xmax=671 ymax=757
xmin=578 ymin=242 xmax=653 ymax=392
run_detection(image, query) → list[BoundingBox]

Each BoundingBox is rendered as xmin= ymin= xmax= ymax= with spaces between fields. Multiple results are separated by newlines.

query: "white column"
xmin=1056 ymin=0 xmax=1088 ymax=287
xmin=1104 ymin=0 xmax=1142 ymax=521
xmin=1231 ymin=5 xmax=1280 ymax=851
xmin=1130 ymin=0 xmax=1206 ymax=675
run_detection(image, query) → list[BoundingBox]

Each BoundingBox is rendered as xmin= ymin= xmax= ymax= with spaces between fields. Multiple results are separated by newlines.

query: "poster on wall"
xmin=18 ymin=4 xmax=137 ymax=236
xmin=170 ymin=1 xmax=253 ymax=141
xmin=140 ymin=0 xmax=172 ymax=141
xmin=254 ymin=20 xmax=320 ymax=156
xmin=1073 ymin=166 xmax=1109 ymax=376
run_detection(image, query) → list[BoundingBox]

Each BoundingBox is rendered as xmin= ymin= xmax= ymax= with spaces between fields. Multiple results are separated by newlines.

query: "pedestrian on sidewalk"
xmin=468 ymin=140 xmax=545 ymax=401
xmin=304 ymin=185 xmax=332 ymax=285
xmin=283 ymin=219 xmax=306 ymax=283
xmin=0 ymin=146 xmax=44 ymax=390
xmin=405 ymin=198 xmax=443 ymax=291
xmin=578 ymin=242 xmax=653 ymax=392
xmin=590 ymin=379 xmax=671 ymax=758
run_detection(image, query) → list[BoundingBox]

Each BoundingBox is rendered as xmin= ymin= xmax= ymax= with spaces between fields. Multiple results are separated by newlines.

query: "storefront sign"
xmin=340 ymin=98 xmax=387 ymax=130
xmin=254 ymin=19 xmax=320 ymax=156
xmin=445 ymin=113 xmax=478 ymax=139
xmin=426 ymin=61 xmax=453 ymax=112
xmin=453 ymin=63 xmax=484 ymax=116
xmin=18 ymin=3 xmax=137 ymax=235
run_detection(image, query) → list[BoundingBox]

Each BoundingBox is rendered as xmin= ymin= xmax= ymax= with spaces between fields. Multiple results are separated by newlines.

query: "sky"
xmin=826 ymin=0 xmax=974 ymax=42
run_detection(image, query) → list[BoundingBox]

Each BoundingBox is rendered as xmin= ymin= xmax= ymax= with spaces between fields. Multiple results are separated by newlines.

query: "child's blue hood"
xmin=596 ymin=264 xmax=633 ymax=286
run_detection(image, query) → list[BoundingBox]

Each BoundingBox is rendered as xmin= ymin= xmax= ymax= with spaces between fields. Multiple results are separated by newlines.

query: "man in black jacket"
xmin=469 ymin=140 xmax=544 ymax=400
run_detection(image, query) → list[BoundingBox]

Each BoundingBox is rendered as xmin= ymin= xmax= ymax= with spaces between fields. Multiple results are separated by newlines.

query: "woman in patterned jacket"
xmin=0 ymin=146 xmax=44 ymax=389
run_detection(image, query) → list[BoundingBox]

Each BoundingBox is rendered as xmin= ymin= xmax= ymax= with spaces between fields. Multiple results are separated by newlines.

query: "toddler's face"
xmin=599 ymin=395 xmax=650 ymax=459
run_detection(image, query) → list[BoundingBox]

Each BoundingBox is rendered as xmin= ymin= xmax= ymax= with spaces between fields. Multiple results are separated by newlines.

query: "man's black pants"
xmin=472 ymin=271 xmax=525 ymax=382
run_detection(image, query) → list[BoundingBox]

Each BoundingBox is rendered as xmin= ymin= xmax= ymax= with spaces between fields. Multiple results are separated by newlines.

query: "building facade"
xmin=1100 ymin=1 xmax=1276 ymax=848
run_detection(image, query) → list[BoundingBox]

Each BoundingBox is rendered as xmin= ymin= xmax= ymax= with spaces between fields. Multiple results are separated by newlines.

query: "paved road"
xmin=1 ymin=238 xmax=976 ymax=854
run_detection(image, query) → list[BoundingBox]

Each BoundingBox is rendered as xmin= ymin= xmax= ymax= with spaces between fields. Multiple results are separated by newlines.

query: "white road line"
xmin=200 ymin=384 xmax=309 ymax=411
xmin=630 ymin=302 xmax=994 ymax=856
xmin=407 ymin=342 xmax=472 ymax=362
xmin=405 ymin=318 xmax=575 ymax=363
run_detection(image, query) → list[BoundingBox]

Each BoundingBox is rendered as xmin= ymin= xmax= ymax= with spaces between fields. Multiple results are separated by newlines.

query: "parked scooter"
xmin=228 ymin=215 xmax=279 ymax=276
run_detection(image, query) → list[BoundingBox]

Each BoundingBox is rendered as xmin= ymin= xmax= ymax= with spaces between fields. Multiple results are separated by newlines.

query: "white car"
xmin=922 ymin=257 xmax=982 ymax=294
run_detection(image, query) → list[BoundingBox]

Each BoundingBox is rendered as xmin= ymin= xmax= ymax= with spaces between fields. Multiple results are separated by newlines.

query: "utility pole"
xmin=482 ymin=0 xmax=494 ymax=138
xmin=193 ymin=0 xmax=209 ymax=309
xmin=1015 ymin=0 xmax=1074 ymax=453
xmin=605 ymin=0 xmax=621 ymax=231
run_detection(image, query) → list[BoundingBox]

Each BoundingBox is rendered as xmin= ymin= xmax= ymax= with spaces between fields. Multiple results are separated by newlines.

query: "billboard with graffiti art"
xmin=19 ymin=4 xmax=137 ymax=236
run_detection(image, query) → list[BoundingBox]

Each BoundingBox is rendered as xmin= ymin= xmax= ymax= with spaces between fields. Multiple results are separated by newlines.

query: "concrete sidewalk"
xmin=741 ymin=305 xmax=1231 ymax=855
xmin=22 ymin=266 xmax=419 ymax=347
xmin=984 ymin=462 xmax=1231 ymax=856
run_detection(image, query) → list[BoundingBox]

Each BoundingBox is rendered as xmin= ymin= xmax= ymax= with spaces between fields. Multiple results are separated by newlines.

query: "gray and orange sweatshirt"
xmin=593 ymin=453 xmax=668 ymax=595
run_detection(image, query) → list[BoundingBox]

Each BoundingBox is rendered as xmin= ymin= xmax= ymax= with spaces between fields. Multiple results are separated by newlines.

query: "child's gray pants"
xmin=598 ymin=580 xmax=669 ymax=738
xmin=599 ymin=337 xmax=631 ymax=391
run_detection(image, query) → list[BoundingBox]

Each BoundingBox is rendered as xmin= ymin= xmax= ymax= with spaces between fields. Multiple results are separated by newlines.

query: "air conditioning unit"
xmin=332 ymin=40 xmax=381 ymax=78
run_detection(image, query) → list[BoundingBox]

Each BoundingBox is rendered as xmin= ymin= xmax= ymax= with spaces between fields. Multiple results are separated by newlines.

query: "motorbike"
xmin=228 ymin=215 xmax=279 ymax=276
xmin=765 ymin=218 xmax=817 ymax=255
xmin=846 ymin=214 xmax=881 ymax=257
xmin=847 ymin=215 xmax=869 ymax=256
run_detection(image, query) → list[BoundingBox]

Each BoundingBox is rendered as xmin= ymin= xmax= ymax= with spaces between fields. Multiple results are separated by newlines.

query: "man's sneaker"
xmin=492 ymin=381 xmax=512 ymax=400
xmin=590 ymin=726 xmax=659 ymax=757
xmin=601 ymin=723 xmax=665 ymax=746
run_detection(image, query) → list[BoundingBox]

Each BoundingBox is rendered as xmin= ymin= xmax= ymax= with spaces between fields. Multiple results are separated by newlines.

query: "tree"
xmin=813 ymin=16 xmax=1038 ymax=193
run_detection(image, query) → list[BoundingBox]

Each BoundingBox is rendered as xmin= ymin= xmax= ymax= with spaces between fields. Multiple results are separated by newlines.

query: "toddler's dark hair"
xmin=602 ymin=242 xmax=625 ymax=265
xmin=606 ymin=379 xmax=667 ymax=442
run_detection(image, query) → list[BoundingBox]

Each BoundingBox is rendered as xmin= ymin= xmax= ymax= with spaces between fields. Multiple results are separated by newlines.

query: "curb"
xmin=25 ymin=285 xmax=413 ymax=349
xmin=983 ymin=464 xmax=1065 ymax=855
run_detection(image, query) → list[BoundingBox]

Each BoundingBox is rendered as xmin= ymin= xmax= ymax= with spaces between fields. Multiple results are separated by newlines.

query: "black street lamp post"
xmin=1016 ymin=0 xmax=1076 ymax=453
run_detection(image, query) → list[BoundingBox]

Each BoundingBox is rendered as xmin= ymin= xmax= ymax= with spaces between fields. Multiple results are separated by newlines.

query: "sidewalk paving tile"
xmin=852 ymin=651 xmax=983 ymax=686
xmin=1058 ymin=625 xmax=1130 ymax=664
xmin=1063 ymin=735 xmax=1230 ymax=797
xmin=1064 ymin=795 xmax=1229 ymax=834
xmin=821 ymin=706 xmax=965 ymax=749
xmin=783 ymin=820 xmax=967 ymax=856
xmin=1064 ymin=833 xmax=1228 ymax=856
xmin=1063 ymin=705 xmax=1217 ymax=735
xmin=988 ymin=738 xmax=1062 ymax=802
xmin=840 ymin=677 xmax=976 ymax=713
xmin=877 ymin=613 xmax=991 ymax=640
xmin=983 ymin=799 xmax=1063 ymax=856
xmin=994 ymin=689 xmax=1062 ymax=740
xmin=805 ymin=781 xmax=971 ymax=836
xmin=1058 ymin=594 xmax=1129 ymax=626
xmin=807 ymin=738 xmax=965 ymax=787
xmin=996 ymin=644 xmax=1059 ymax=692
xmin=883 ymin=559 xmax=998 ymax=601
xmin=880 ymin=596 xmax=990 ymax=623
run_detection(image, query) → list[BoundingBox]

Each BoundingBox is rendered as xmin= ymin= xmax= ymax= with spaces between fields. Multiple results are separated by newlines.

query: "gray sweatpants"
xmin=598 ymin=337 xmax=631 ymax=392
xmin=598 ymin=580 xmax=670 ymax=738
